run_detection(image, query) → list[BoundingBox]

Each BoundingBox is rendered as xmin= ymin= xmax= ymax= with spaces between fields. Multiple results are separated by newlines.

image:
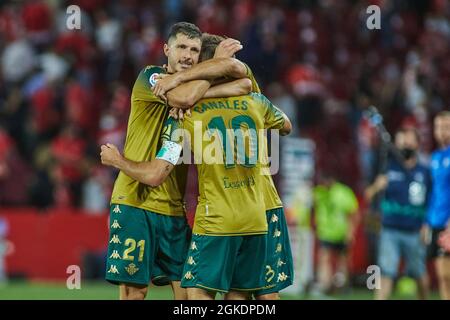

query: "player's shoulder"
xmin=244 ymin=92 xmax=266 ymax=113
xmin=141 ymin=65 xmax=165 ymax=73
xmin=240 ymin=61 xmax=251 ymax=73
xmin=248 ymin=92 xmax=267 ymax=102
xmin=139 ymin=65 xmax=166 ymax=86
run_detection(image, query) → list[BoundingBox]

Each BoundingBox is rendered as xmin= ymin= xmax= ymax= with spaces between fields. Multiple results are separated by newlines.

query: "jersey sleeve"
xmin=251 ymin=92 xmax=286 ymax=130
xmin=160 ymin=116 xmax=184 ymax=144
xmin=132 ymin=65 xmax=166 ymax=104
xmin=242 ymin=63 xmax=261 ymax=93
xmin=156 ymin=116 xmax=185 ymax=163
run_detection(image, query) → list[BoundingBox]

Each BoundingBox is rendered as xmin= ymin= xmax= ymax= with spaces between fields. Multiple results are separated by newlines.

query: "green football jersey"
xmin=165 ymin=92 xmax=285 ymax=235
xmin=110 ymin=65 xmax=187 ymax=216
xmin=245 ymin=65 xmax=283 ymax=210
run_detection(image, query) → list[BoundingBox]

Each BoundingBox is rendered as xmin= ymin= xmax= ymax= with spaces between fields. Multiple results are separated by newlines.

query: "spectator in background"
xmin=312 ymin=172 xmax=359 ymax=295
xmin=1 ymin=38 xmax=36 ymax=84
xmin=365 ymin=127 xmax=430 ymax=300
xmin=50 ymin=124 xmax=88 ymax=207
xmin=95 ymin=9 xmax=123 ymax=82
xmin=0 ymin=0 xmax=447 ymax=220
xmin=82 ymin=165 xmax=111 ymax=214
xmin=0 ymin=126 xmax=32 ymax=205
xmin=0 ymin=217 xmax=12 ymax=286
xmin=425 ymin=111 xmax=450 ymax=300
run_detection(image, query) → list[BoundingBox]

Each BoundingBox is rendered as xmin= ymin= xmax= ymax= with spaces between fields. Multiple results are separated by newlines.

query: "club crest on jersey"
xmin=149 ymin=73 xmax=159 ymax=86
xmin=125 ymin=263 xmax=139 ymax=276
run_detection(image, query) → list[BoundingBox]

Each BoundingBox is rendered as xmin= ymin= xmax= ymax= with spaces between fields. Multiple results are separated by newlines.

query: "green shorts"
xmin=105 ymin=204 xmax=191 ymax=286
xmin=180 ymin=233 xmax=269 ymax=293
xmin=151 ymin=263 xmax=171 ymax=286
xmin=254 ymin=207 xmax=294 ymax=296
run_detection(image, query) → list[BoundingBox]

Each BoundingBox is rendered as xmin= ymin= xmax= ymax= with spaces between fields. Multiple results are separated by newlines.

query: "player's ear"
xmin=163 ymin=43 xmax=170 ymax=57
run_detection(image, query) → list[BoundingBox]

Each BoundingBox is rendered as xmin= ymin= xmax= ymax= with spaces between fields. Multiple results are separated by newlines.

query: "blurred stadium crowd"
xmin=1 ymin=0 xmax=448 ymax=211
xmin=0 ymin=0 xmax=449 ymax=299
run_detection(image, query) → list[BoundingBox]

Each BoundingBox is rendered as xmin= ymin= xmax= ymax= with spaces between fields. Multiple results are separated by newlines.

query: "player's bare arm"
xmin=280 ymin=113 xmax=292 ymax=136
xmin=203 ymin=78 xmax=252 ymax=99
xmin=162 ymin=38 xmax=246 ymax=107
xmin=166 ymin=77 xmax=252 ymax=111
xmin=153 ymin=57 xmax=247 ymax=99
xmin=100 ymin=143 xmax=179 ymax=187
xmin=168 ymin=78 xmax=252 ymax=120
xmin=166 ymin=79 xmax=211 ymax=109
xmin=273 ymin=105 xmax=292 ymax=136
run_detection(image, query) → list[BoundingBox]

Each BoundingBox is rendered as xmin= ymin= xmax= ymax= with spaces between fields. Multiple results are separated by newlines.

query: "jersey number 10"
xmin=207 ymin=115 xmax=258 ymax=169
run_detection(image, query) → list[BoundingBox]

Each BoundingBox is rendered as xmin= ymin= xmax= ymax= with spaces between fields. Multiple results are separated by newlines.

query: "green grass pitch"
xmin=0 ymin=281 xmax=441 ymax=300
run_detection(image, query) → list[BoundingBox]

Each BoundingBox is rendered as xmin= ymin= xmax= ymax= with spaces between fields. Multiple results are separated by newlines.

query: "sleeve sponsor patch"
xmin=149 ymin=73 xmax=159 ymax=87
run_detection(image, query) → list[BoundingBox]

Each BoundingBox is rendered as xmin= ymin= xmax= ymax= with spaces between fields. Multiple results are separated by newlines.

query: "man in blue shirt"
xmin=365 ymin=127 xmax=430 ymax=300
xmin=426 ymin=111 xmax=450 ymax=300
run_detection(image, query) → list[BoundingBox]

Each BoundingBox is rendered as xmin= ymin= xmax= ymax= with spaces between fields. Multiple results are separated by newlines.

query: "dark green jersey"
xmin=164 ymin=93 xmax=285 ymax=235
xmin=111 ymin=66 xmax=187 ymax=216
xmin=245 ymin=64 xmax=283 ymax=210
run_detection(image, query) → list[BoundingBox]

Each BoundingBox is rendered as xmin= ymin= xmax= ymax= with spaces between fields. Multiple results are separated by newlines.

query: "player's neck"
xmin=166 ymin=64 xmax=175 ymax=74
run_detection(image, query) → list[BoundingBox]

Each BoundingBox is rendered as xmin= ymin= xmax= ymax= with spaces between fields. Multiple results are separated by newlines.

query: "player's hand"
xmin=169 ymin=108 xmax=191 ymax=120
xmin=152 ymin=73 xmax=181 ymax=101
xmin=156 ymin=73 xmax=169 ymax=80
xmin=169 ymin=107 xmax=185 ymax=120
xmin=214 ymin=38 xmax=243 ymax=58
xmin=100 ymin=143 xmax=122 ymax=168
xmin=169 ymin=107 xmax=178 ymax=119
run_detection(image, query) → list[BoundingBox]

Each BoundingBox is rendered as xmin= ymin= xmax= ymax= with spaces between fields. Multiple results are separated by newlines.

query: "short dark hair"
xmin=167 ymin=22 xmax=202 ymax=43
xmin=199 ymin=33 xmax=226 ymax=62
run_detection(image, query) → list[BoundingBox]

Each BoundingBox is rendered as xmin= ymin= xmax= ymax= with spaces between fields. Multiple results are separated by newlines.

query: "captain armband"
xmin=155 ymin=141 xmax=182 ymax=165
